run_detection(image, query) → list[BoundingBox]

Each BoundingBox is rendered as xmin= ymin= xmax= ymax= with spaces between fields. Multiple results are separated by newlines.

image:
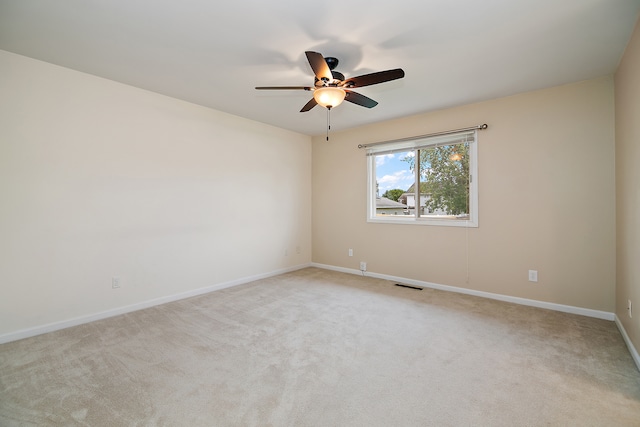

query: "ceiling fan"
xmin=255 ymin=51 xmax=405 ymax=112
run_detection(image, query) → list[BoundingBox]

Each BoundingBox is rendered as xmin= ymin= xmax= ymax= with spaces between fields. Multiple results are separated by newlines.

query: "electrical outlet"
xmin=629 ymin=299 xmax=633 ymax=318
xmin=112 ymin=277 xmax=121 ymax=289
xmin=360 ymin=261 xmax=367 ymax=271
xmin=349 ymin=249 xmax=353 ymax=257
xmin=528 ymin=270 xmax=538 ymax=282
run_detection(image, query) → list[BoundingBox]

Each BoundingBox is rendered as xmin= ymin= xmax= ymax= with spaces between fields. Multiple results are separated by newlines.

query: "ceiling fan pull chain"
xmin=326 ymin=106 xmax=331 ymax=141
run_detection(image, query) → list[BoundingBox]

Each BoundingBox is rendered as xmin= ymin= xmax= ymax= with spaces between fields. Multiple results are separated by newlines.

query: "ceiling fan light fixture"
xmin=314 ymin=87 xmax=346 ymax=108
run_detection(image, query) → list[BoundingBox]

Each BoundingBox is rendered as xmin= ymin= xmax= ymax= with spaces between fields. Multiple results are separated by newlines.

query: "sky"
xmin=375 ymin=151 xmax=415 ymax=196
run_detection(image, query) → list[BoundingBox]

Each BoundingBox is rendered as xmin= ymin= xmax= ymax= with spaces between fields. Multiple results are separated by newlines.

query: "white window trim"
xmin=366 ymin=130 xmax=479 ymax=228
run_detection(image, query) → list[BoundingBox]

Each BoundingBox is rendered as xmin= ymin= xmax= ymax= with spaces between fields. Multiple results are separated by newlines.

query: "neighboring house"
xmin=399 ymin=182 xmax=448 ymax=215
xmin=375 ymin=197 xmax=407 ymax=215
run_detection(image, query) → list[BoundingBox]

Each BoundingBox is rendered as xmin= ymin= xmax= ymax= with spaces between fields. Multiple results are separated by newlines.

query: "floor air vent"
xmin=394 ymin=283 xmax=423 ymax=291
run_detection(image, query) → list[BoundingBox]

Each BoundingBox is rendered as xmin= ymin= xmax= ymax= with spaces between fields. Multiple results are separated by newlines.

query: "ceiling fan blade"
xmin=305 ymin=51 xmax=332 ymax=81
xmin=255 ymin=86 xmax=312 ymax=90
xmin=342 ymin=68 xmax=405 ymax=88
xmin=300 ymin=98 xmax=318 ymax=112
xmin=344 ymin=90 xmax=378 ymax=108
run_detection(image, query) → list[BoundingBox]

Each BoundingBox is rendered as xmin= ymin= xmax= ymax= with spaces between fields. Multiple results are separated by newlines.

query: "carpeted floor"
xmin=1 ymin=267 xmax=639 ymax=426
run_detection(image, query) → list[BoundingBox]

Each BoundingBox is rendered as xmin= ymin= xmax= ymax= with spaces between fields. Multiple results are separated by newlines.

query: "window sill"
xmin=367 ymin=216 xmax=478 ymax=227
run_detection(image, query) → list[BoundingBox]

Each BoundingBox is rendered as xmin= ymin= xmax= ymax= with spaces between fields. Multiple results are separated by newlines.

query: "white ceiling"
xmin=1 ymin=0 xmax=639 ymax=136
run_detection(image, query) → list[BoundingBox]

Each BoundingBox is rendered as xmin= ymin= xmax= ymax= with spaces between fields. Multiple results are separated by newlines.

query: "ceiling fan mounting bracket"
xmin=324 ymin=57 xmax=339 ymax=70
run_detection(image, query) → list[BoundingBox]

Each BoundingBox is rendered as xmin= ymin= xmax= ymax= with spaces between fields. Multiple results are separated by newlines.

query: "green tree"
xmin=382 ymin=188 xmax=404 ymax=202
xmin=404 ymin=143 xmax=469 ymax=215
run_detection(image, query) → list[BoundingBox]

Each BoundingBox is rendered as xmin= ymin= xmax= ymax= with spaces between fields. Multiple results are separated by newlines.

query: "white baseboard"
xmin=3 ymin=262 xmax=627 ymax=355
xmin=0 ymin=263 xmax=312 ymax=345
xmin=311 ymin=263 xmax=615 ymax=321
xmin=615 ymin=316 xmax=640 ymax=372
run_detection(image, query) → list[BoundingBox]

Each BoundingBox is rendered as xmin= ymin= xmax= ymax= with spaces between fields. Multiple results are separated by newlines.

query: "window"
xmin=366 ymin=129 xmax=479 ymax=227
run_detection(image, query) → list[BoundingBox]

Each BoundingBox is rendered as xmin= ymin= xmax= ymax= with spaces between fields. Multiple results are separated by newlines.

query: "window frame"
xmin=366 ymin=129 xmax=479 ymax=227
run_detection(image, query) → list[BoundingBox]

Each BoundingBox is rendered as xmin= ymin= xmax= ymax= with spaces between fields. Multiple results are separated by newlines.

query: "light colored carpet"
xmin=1 ymin=267 xmax=639 ymax=426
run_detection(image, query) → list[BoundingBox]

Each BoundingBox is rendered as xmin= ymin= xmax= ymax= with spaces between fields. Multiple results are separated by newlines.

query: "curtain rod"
xmin=357 ymin=124 xmax=488 ymax=149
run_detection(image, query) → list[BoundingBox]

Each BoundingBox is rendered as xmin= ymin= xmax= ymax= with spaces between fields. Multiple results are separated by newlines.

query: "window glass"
xmin=367 ymin=130 xmax=478 ymax=227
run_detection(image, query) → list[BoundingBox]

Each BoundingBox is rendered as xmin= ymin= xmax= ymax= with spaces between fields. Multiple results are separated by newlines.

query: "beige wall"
xmin=615 ymin=19 xmax=640 ymax=352
xmin=0 ymin=50 xmax=312 ymax=339
xmin=313 ymin=77 xmax=615 ymax=312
